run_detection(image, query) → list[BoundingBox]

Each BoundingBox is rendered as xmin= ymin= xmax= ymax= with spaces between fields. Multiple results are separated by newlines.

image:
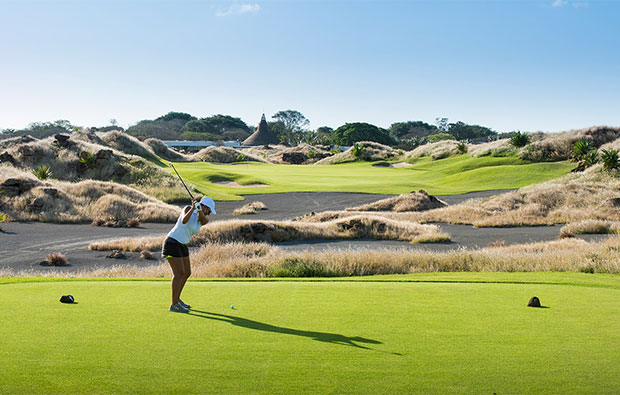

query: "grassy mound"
xmin=520 ymin=126 xmax=620 ymax=162
xmin=419 ymin=165 xmax=620 ymax=226
xmin=314 ymin=141 xmax=401 ymax=165
xmin=233 ymin=201 xmax=267 ymax=215
xmin=0 ymin=130 xmax=199 ymax=204
xmin=406 ymin=140 xmax=460 ymax=160
xmin=2 ymin=274 xmax=620 ymax=394
xmin=0 ymin=166 xmax=179 ymax=222
xmin=191 ymin=146 xmax=268 ymax=163
xmin=144 ymin=138 xmax=189 ymax=161
xmin=346 ymin=190 xmax=447 ymax=212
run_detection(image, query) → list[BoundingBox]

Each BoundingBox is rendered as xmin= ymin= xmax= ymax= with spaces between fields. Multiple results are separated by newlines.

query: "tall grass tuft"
xmin=79 ymin=153 xmax=97 ymax=169
xmin=233 ymin=201 xmax=267 ymax=215
xmin=601 ymin=149 xmax=619 ymax=171
xmin=32 ymin=165 xmax=52 ymax=180
xmin=46 ymin=253 xmax=69 ymax=266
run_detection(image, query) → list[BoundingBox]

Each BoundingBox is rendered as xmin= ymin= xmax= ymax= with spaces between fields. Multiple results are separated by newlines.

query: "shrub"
xmin=91 ymin=217 xmax=105 ymax=226
xmin=456 ymin=141 xmax=468 ymax=154
xmin=236 ymin=153 xmax=247 ymax=162
xmin=601 ymin=149 xmax=620 ymax=171
xmin=583 ymin=150 xmax=599 ymax=168
xmin=427 ymin=133 xmax=455 ymax=143
xmin=79 ymin=153 xmax=97 ymax=169
xmin=572 ymin=138 xmax=595 ymax=161
xmin=127 ymin=217 xmax=141 ymax=227
xmin=268 ymin=257 xmax=338 ymax=277
xmin=32 ymin=165 xmax=52 ymax=180
xmin=510 ymin=131 xmax=530 ymax=148
xmin=352 ymin=143 xmax=365 ymax=159
xmin=233 ymin=201 xmax=267 ymax=215
xmin=46 ymin=252 xmax=69 ymax=266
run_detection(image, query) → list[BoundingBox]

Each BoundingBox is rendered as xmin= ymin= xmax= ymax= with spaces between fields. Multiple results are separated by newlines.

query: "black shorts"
xmin=162 ymin=237 xmax=189 ymax=258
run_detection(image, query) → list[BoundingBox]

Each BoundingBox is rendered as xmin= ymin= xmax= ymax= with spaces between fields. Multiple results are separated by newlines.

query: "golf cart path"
xmin=0 ymin=190 xmax=611 ymax=272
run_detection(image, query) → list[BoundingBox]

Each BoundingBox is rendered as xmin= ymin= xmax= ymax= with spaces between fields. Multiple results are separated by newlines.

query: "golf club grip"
xmin=170 ymin=163 xmax=194 ymax=200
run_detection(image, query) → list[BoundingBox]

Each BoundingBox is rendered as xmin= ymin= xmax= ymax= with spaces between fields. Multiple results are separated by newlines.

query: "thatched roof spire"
xmin=243 ymin=114 xmax=279 ymax=146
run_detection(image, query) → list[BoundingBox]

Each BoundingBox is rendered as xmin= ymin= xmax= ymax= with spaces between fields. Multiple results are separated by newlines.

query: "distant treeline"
xmin=1 ymin=111 xmax=511 ymax=148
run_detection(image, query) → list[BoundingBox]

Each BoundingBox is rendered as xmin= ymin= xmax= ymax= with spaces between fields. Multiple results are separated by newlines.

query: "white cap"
xmin=199 ymin=196 xmax=216 ymax=215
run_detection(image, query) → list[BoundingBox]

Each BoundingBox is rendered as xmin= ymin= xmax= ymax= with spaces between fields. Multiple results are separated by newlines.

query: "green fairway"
xmin=171 ymin=155 xmax=574 ymax=200
xmin=2 ymin=273 xmax=620 ymax=394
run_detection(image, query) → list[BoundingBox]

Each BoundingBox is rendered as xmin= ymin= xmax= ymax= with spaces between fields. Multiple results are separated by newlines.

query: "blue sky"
xmin=1 ymin=0 xmax=619 ymax=132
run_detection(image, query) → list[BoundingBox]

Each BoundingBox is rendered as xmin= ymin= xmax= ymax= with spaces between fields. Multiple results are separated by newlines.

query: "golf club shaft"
xmin=169 ymin=162 xmax=195 ymax=201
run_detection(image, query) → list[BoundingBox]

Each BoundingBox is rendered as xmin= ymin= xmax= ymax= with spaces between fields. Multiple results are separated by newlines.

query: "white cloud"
xmin=552 ymin=0 xmax=589 ymax=7
xmin=216 ymin=3 xmax=261 ymax=17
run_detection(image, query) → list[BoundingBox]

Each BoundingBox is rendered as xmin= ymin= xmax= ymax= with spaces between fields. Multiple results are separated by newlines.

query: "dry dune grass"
xmin=0 ymin=165 xmax=179 ymax=222
xmin=559 ymin=219 xmax=620 ymax=238
xmin=520 ymin=126 xmax=620 ymax=162
xmin=314 ymin=141 xmax=400 ymax=165
xmin=232 ymin=201 xmax=267 ymax=215
xmin=297 ymin=166 xmax=620 ymax=227
xmin=190 ymin=146 xmax=268 ymax=163
xmin=468 ymin=139 xmax=516 ymax=157
xmin=10 ymin=235 xmax=620 ymax=278
xmin=264 ymin=143 xmax=333 ymax=164
xmin=89 ymin=216 xmax=450 ymax=252
xmin=97 ymin=131 xmax=159 ymax=161
xmin=1 ymin=130 xmax=164 ymax=183
xmin=405 ymin=140 xmax=459 ymax=160
xmin=346 ymin=190 xmax=447 ymax=212
xmin=144 ymin=138 xmax=189 ymax=161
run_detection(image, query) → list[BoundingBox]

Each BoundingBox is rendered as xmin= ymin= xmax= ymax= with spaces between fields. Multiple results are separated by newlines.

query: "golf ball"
xmin=231 ymin=305 xmax=234 ymax=309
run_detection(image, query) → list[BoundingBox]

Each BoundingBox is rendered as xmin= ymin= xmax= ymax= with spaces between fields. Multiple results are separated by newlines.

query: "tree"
xmin=435 ymin=117 xmax=450 ymax=133
xmin=272 ymin=110 xmax=310 ymax=145
xmin=127 ymin=119 xmax=187 ymax=140
xmin=447 ymin=121 xmax=496 ymax=141
xmin=181 ymin=115 xmax=250 ymax=137
xmin=331 ymin=123 xmax=395 ymax=146
xmin=315 ymin=126 xmax=334 ymax=145
xmin=156 ymin=112 xmax=197 ymax=122
xmin=389 ymin=121 xmax=437 ymax=140
xmin=509 ymin=131 xmax=530 ymax=147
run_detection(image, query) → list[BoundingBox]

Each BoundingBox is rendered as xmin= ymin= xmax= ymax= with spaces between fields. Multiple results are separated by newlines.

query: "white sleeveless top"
xmin=166 ymin=208 xmax=202 ymax=245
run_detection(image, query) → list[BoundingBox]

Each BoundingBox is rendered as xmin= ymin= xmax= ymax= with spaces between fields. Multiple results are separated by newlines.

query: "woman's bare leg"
xmin=167 ymin=257 xmax=186 ymax=305
xmin=179 ymin=256 xmax=192 ymax=299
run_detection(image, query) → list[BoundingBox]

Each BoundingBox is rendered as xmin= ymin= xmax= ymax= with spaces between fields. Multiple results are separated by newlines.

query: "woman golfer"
xmin=162 ymin=196 xmax=216 ymax=313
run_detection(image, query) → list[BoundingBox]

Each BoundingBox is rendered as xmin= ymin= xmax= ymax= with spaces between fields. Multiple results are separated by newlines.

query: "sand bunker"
xmin=391 ymin=162 xmax=412 ymax=168
xmin=213 ymin=181 xmax=269 ymax=188
xmin=372 ymin=162 xmax=412 ymax=168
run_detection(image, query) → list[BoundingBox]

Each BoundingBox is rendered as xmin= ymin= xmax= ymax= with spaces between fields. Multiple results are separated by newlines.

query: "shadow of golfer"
xmin=189 ymin=310 xmax=382 ymax=350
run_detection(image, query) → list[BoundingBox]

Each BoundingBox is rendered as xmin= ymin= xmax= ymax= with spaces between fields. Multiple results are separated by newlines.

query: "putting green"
xmin=2 ymin=273 xmax=620 ymax=394
xmin=171 ymin=155 xmax=574 ymax=200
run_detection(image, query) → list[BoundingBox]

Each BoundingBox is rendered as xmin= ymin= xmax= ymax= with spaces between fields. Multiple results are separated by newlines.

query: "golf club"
xmin=169 ymin=162 xmax=195 ymax=201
